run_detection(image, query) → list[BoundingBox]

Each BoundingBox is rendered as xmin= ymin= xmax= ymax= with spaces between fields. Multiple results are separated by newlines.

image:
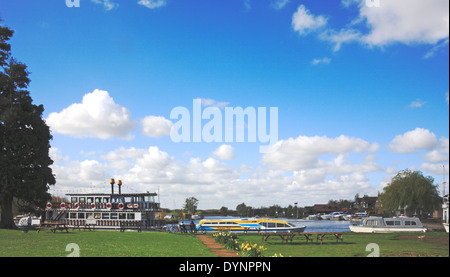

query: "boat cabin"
xmin=361 ymin=216 xmax=423 ymax=228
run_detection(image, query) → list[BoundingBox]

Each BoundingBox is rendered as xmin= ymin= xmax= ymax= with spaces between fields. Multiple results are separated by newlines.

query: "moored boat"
xmin=197 ymin=217 xmax=306 ymax=233
xmin=43 ymin=179 xmax=161 ymax=230
xmin=349 ymin=216 xmax=427 ymax=233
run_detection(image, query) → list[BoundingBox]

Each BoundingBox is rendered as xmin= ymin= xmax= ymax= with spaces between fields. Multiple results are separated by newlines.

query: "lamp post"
xmin=294 ymin=202 xmax=298 ymax=219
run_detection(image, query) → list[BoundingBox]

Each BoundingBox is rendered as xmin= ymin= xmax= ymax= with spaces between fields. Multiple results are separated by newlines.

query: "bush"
xmin=212 ymin=231 xmax=239 ymax=251
xmin=212 ymin=231 xmax=268 ymax=257
xmin=239 ymin=241 xmax=267 ymax=257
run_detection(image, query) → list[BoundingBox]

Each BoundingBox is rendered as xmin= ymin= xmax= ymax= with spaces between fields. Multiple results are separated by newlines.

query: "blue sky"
xmin=1 ymin=0 xmax=449 ymax=209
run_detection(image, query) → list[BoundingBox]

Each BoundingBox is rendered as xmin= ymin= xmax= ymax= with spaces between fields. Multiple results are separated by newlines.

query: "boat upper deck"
xmin=361 ymin=216 xmax=424 ymax=228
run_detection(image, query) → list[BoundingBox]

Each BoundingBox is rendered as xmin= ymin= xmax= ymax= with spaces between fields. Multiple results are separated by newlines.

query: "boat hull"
xmin=349 ymin=225 xmax=427 ymax=233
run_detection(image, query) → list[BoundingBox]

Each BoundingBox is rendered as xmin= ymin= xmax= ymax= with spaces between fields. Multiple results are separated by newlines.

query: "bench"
xmin=119 ymin=221 xmax=142 ymax=232
xmin=260 ymin=232 xmax=343 ymax=245
xmin=37 ymin=223 xmax=69 ymax=233
xmin=84 ymin=223 xmax=96 ymax=231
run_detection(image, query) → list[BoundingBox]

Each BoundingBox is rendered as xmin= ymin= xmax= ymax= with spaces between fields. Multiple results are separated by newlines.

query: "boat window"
xmin=219 ymin=222 xmax=226 ymax=225
xmin=110 ymin=213 xmax=118 ymax=219
xmin=79 ymin=197 xmax=86 ymax=203
xmin=405 ymin=221 xmax=417 ymax=226
xmin=277 ymin=223 xmax=288 ymax=228
xmin=94 ymin=213 xmax=101 ymax=219
xmin=365 ymin=219 xmax=379 ymax=226
xmin=102 ymin=197 xmax=109 ymax=203
xmin=78 ymin=213 xmax=85 ymax=219
xmin=119 ymin=213 xmax=126 ymax=220
xmin=70 ymin=213 xmax=77 ymax=219
xmin=87 ymin=197 xmax=94 ymax=203
xmin=127 ymin=213 xmax=135 ymax=220
xmin=268 ymin=223 xmax=276 ymax=228
xmin=71 ymin=197 xmax=78 ymax=203
xmin=386 ymin=220 xmax=394 ymax=226
xmin=95 ymin=197 xmax=101 ymax=203
xmin=145 ymin=196 xmax=153 ymax=202
xmin=102 ymin=213 xmax=110 ymax=219
xmin=136 ymin=196 xmax=145 ymax=202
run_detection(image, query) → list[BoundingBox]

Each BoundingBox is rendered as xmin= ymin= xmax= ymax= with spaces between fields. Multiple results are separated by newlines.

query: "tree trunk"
xmin=0 ymin=192 xmax=16 ymax=229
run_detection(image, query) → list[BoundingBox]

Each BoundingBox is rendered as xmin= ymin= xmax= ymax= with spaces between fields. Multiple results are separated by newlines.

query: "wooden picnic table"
xmin=260 ymin=232 xmax=343 ymax=245
xmin=37 ymin=222 xmax=69 ymax=233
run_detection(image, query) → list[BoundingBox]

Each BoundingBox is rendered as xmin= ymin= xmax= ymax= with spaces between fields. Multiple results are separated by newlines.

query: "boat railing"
xmin=46 ymin=202 xmax=160 ymax=210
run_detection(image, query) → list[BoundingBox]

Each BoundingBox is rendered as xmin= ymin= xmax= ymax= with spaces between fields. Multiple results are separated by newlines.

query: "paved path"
xmin=196 ymin=235 xmax=241 ymax=257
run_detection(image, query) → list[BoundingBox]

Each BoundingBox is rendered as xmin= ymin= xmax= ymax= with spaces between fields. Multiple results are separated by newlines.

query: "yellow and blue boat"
xmin=197 ymin=217 xmax=306 ymax=233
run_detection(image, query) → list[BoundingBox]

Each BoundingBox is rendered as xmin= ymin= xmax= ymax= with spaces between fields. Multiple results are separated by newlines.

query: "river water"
xmin=288 ymin=219 xmax=351 ymax=233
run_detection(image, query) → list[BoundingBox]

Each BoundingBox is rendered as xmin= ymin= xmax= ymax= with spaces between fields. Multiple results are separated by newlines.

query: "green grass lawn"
xmin=1 ymin=229 xmax=448 ymax=257
xmin=235 ymin=232 xmax=449 ymax=257
xmin=0 ymin=229 xmax=215 ymax=257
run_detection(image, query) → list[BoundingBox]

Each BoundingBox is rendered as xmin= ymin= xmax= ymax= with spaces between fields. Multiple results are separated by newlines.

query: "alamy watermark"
xmin=170 ymin=99 xmax=278 ymax=153
xmin=66 ymin=243 xmax=80 ymax=257
xmin=366 ymin=243 xmax=380 ymax=257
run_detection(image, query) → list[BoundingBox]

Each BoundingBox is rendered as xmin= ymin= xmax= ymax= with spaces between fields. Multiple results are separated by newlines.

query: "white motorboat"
xmin=349 ymin=216 xmax=427 ymax=233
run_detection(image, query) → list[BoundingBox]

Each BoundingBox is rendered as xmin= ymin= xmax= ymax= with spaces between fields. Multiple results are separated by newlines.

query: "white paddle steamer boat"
xmin=44 ymin=179 xmax=161 ymax=230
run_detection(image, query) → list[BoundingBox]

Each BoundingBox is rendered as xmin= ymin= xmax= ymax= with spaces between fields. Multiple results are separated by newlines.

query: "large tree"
xmin=0 ymin=22 xmax=55 ymax=229
xmin=379 ymin=169 xmax=440 ymax=216
xmin=183 ymin=197 xmax=199 ymax=215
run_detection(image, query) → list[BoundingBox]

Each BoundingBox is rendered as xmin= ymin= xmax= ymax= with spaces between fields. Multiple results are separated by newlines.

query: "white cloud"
xmin=91 ymin=0 xmax=118 ymax=11
xmin=293 ymin=1 xmax=449 ymax=52
xmin=292 ymin=5 xmax=327 ymax=36
xmin=46 ymin=89 xmax=136 ymax=140
xmin=389 ymin=128 xmax=438 ymax=153
xmin=200 ymin=98 xmax=229 ymax=108
xmin=138 ymin=0 xmax=166 ymax=9
xmin=141 ymin=115 xmax=173 ymax=138
xmin=422 ymin=150 xmax=448 ymax=163
xmin=420 ymin=162 xmax=449 ymax=175
xmin=319 ymin=28 xmax=362 ymax=52
xmin=49 ymin=150 xmax=111 ymax=195
xmin=357 ymin=0 xmax=449 ymax=47
xmin=262 ymin=134 xmax=379 ymax=171
xmin=424 ymin=38 xmax=449 ymax=58
xmin=410 ymin=99 xmax=426 ymax=108
xmin=212 ymin=144 xmax=235 ymax=160
xmin=311 ymin=57 xmax=331 ymax=65
xmin=50 ymin=140 xmax=386 ymax=209
xmin=271 ymin=0 xmax=290 ymax=10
